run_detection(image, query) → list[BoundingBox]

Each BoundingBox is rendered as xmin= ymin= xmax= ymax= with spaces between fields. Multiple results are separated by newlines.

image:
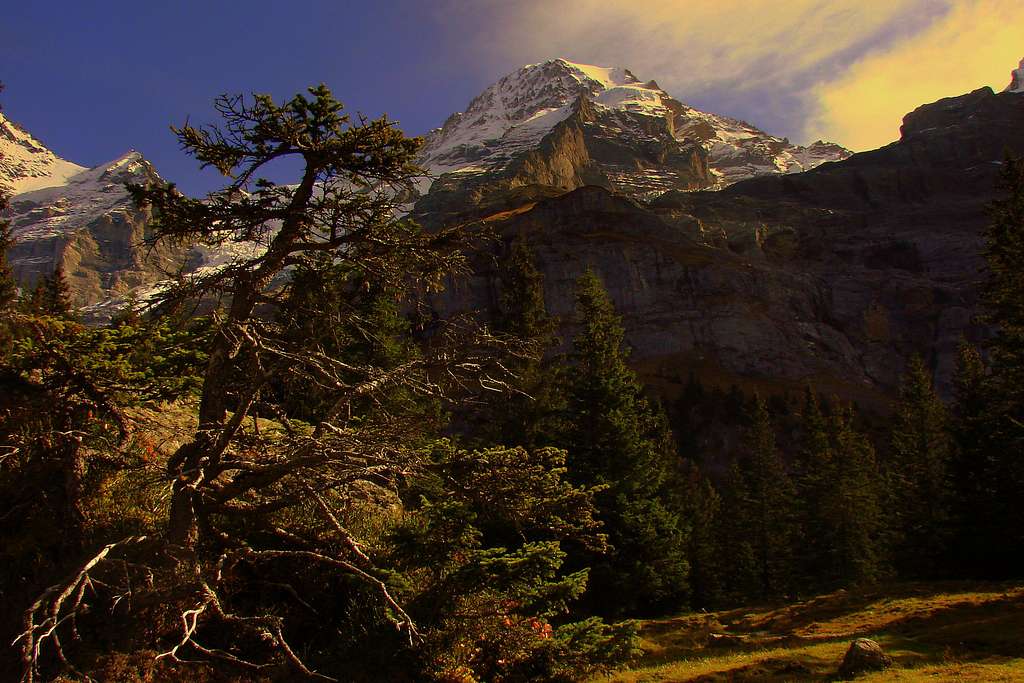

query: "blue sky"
xmin=2 ymin=1 xmax=1019 ymax=196
xmin=1 ymin=2 xmax=490 ymax=194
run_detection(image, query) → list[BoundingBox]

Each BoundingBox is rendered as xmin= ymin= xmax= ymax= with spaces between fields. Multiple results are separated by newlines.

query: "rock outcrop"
xmin=1006 ymin=57 xmax=1024 ymax=94
xmin=430 ymin=86 xmax=1024 ymax=402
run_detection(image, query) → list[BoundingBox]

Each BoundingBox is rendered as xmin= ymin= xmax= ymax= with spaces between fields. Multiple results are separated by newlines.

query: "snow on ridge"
xmin=418 ymin=58 xmax=668 ymax=180
xmin=0 ymin=112 xmax=88 ymax=196
xmin=418 ymin=57 xmax=850 ymax=192
xmin=8 ymin=150 xmax=154 ymax=242
xmin=555 ymin=59 xmax=638 ymax=90
xmin=595 ymin=84 xmax=669 ymax=116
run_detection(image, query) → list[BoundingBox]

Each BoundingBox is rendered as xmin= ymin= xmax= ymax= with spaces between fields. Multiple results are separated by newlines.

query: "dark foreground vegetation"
xmin=0 ymin=86 xmax=1022 ymax=682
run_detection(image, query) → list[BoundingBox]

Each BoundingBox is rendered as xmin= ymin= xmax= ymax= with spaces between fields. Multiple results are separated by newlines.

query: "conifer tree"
xmin=982 ymin=156 xmax=1024 ymax=417
xmin=678 ymin=462 xmax=723 ymax=609
xmin=43 ymin=265 xmax=72 ymax=315
xmin=731 ymin=397 xmax=797 ymax=599
xmin=25 ymin=266 xmax=72 ymax=316
xmin=476 ymin=240 xmax=565 ymax=449
xmin=888 ymin=355 xmax=953 ymax=577
xmin=0 ymin=197 xmax=16 ymax=310
xmin=716 ymin=461 xmax=760 ymax=602
xmin=946 ymin=157 xmax=1024 ymax=578
xmin=971 ymin=155 xmax=1024 ymax=572
xmin=794 ymin=392 xmax=888 ymax=588
xmin=792 ymin=388 xmax=835 ymax=588
xmin=561 ymin=269 xmax=689 ymax=615
xmin=949 ymin=341 xmax=999 ymax=573
xmin=826 ymin=404 xmax=889 ymax=585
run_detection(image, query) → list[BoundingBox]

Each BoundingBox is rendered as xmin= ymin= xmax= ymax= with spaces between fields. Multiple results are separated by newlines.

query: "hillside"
xmin=426 ymin=85 xmax=1024 ymax=401
xmin=602 ymin=583 xmax=1024 ymax=682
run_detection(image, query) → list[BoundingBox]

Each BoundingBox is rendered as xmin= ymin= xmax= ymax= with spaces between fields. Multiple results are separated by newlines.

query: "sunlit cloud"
xmin=440 ymin=0 xmax=1020 ymax=151
xmin=805 ymin=0 xmax=1022 ymax=150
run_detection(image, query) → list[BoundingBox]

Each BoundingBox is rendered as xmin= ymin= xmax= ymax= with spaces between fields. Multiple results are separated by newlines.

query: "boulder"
xmin=838 ymin=638 xmax=891 ymax=678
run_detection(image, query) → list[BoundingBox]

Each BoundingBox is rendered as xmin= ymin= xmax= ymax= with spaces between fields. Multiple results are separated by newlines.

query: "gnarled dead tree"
xmin=16 ymin=85 xmax=522 ymax=682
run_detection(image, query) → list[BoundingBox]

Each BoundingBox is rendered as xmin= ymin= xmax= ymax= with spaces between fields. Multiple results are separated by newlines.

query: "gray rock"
xmin=838 ymin=638 xmax=892 ymax=678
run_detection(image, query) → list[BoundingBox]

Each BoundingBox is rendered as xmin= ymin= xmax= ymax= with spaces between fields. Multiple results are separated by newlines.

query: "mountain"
xmin=1 ymin=114 xmax=187 ymax=306
xmin=4 ymin=57 xmax=1023 ymax=403
xmin=0 ymin=60 xmax=850 ymax=309
xmin=416 ymin=58 xmax=850 ymax=209
xmin=429 ymin=83 xmax=1024 ymax=402
xmin=0 ymin=112 xmax=87 ymax=196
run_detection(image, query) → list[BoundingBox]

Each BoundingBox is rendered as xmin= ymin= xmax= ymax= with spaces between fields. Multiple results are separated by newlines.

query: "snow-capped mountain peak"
xmin=418 ymin=58 xmax=850 ymax=197
xmin=9 ymin=150 xmax=155 ymax=242
xmin=1 ymin=112 xmax=87 ymax=196
xmin=420 ymin=59 xmax=646 ymax=177
xmin=1006 ymin=58 xmax=1024 ymax=94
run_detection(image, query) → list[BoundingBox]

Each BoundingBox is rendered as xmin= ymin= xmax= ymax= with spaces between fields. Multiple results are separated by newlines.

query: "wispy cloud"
xmin=439 ymin=0 xmax=1019 ymax=150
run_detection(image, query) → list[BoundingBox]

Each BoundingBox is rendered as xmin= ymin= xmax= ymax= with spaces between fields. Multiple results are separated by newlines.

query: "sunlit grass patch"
xmin=597 ymin=582 xmax=1024 ymax=682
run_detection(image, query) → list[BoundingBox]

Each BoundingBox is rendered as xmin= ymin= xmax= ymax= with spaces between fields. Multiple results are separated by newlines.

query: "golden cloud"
xmin=445 ymin=0 xmax=1020 ymax=151
xmin=805 ymin=0 xmax=1022 ymax=150
xmin=452 ymin=0 xmax=933 ymax=93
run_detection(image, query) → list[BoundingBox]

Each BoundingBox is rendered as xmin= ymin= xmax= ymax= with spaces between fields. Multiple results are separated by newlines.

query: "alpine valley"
xmin=3 ymin=58 xmax=1024 ymax=402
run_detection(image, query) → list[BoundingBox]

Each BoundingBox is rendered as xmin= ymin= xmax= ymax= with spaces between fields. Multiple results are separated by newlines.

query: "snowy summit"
xmin=419 ymin=58 xmax=850 ymax=192
xmin=0 ymin=112 xmax=87 ymax=196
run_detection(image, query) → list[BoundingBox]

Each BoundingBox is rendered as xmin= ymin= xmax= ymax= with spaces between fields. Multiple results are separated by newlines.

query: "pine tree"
xmin=0 ymin=197 xmax=16 ymax=310
xmin=475 ymin=239 xmax=565 ymax=449
xmin=826 ymin=404 xmax=889 ymax=585
xmin=678 ymin=462 xmax=723 ymax=609
xmin=733 ymin=397 xmax=797 ymax=599
xmin=43 ymin=265 xmax=72 ymax=315
xmin=794 ymin=392 xmax=888 ymax=588
xmin=944 ymin=158 xmax=1024 ymax=578
xmin=24 ymin=266 xmax=72 ymax=316
xmin=982 ymin=156 xmax=1024 ymax=414
xmin=498 ymin=240 xmax=557 ymax=343
xmin=888 ymin=355 xmax=953 ymax=577
xmin=970 ymin=155 xmax=1024 ymax=574
xmin=715 ymin=398 xmax=798 ymax=603
xmin=561 ymin=269 xmax=689 ymax=615
xmin=716 ymin=460 xmax=760 ymax=602
xmin=792 ymin=388 xmax=835 ymax=588
xmin=949 ymin=341 xmax=999 ymax=574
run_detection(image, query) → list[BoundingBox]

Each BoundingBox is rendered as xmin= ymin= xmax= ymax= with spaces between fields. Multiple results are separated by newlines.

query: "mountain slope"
xmin=1 ymin=114 xmax=189 ymax=306
xmin=429 ymin=85 xmax=1024 ymax=401
xmin=417 ymin=58 xmax=851 ymax=202
xmin=0 ymin=112 xmax=87 ymax=196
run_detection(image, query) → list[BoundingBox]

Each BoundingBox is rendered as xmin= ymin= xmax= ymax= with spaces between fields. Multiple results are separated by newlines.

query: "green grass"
xmin=597 ymin=583 xmax=1024 ymax=682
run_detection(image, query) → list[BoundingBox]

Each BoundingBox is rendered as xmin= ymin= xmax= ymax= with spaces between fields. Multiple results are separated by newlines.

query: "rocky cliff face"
xmin=415 ymin=59 xmax=850 ymax=212
xmin=1 ymin=117 xmax=189 ymax=308
xmin=432 ymin=86 xmax=1024 ymax=403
